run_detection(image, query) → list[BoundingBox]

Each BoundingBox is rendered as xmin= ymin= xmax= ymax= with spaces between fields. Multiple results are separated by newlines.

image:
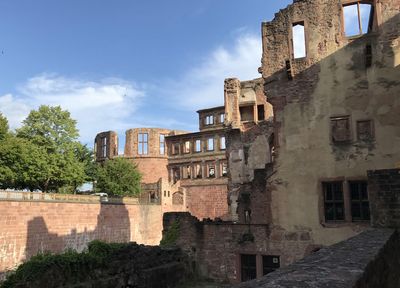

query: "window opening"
xmin=207 ymin=138 xmax=214 ymax=151
xmin=220 ymin=136 xmax=226 ymax=150
xmin=195 ymin=139 xmax=202 ymax=153
xmin=350 ymin=181 xmax=370 ymax=221
xmin=207 ymin=163 xmax=215 ymax=178
xmin=263 ymin=255 xmax=280 ymax=275
xmin=194 ymin=163 xmax=202 ymax=179
xmin=219 ymin=113 xmax=225 ymax=124
xmin=292 ymin=22 xmax=306 ymax=59
xmin=205 ymin=115 xmax=214 ymax=125
xmin=172 ymin=142 xmax=180 ymax=155
xmin=101 ymin=137 xmax=107 ymax=158
xmin=257 ymin=105 xmax=265 ymax=121
xmin=240 ymin=106 xmax=254 ymax=122
xmin=138 ymin=133 xmax=148 ymax=155
xmin=221 ymin=162 xmax=228 ymax=177
xmin=159 ymin=134 xmax=165 ymax=155
xmin=172 ymin=167 xmax=180 ymax=183
xmin=343 ymin=2 xmax=373 ymax=37
xmin=183 ymin=141 xmax=191 ymax=154
xmin=241 ymin=254 xmax=257 ymax=282
xmin=323 ymin=182 xmax=345 ymax=221
xmin=183 ymin=165 xmax=191 ymax=179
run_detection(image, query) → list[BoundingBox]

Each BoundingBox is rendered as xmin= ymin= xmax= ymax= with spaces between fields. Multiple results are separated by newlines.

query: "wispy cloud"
xmin=160 ymin=33 xmax=262 ymax=111
xmin=0 ymin=74 xmax=144 ymax=144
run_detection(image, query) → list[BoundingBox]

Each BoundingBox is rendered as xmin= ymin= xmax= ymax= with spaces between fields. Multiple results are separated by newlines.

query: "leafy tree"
xmin=96 ymin=158 xmax=141 ymax=197
xmin=0 ymin=112 xmax=9 ymax=140
xmin=15 ymin=105 xmax=86 ymax=192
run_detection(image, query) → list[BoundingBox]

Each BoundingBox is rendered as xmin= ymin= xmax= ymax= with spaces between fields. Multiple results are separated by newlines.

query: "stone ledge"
xmin=236 ymin=229 xmax=399 ymax=288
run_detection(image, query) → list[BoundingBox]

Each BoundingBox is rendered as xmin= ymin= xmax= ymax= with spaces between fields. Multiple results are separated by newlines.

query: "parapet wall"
xmin=237 ymin=229 xmax=400 ymax=288
xmin=0 ymin=200 xmax=163 ymax=274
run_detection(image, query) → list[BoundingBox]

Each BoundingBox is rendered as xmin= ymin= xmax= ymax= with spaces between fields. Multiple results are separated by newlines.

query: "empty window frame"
xmin=182 ymin=165 xmax=191 ymax=179
xmin=262 ymin=255 xmax=280 ymax=276
xmin=194 ymin=139 xmax=202 ymax=153
xmin=159 ymin=134 xmax=165 ymax=155
xmin=221 ymin=161 xmax=228 ymax=177
xmin=183 ymin=140 xmax=191 ymax=154
xmin=343 ymin=2 xmax=374 ymax=37
xmin=205 ymin=115 xmax=214 ymax=126
xmin=138 ymin=133 xmax=148 ymax=155
xmin=101 ymin=137 xmax=107 ymax=158
xmin=292 ymin=22 xmax=306 ymax=59
xmin=241 ymin=254 xmax=257 ymax=282
xmin=207 ymin=162 xmax=215 ymax=178
xmin=331 ymin=116 xmax=351 ymax=143
xmin=356 ymin=120 xmax=374 ymax=141
xmin=257 ymin=105 xmax=265 ymax=121
xmin=194 ymin=163 xmax=203 ymax=179
xmin=349 ymin=181 xmax=370 ymax=221
xmin=240 ymin=105 xmax=254 ymax=122
xmin=172 ymin=167 xmax=180 ymax=183
xmin=172 ymin=142 xmax=180 ymax=155
xmin=219 ymin=113 xmax=225 ymax=124
xmin=207 ymin=137 xmax=214 ymax=151
xmin=323 ymin=182 xmax=345 ymax=221
xmin=220 ymin=136 xmax=226 ymax=150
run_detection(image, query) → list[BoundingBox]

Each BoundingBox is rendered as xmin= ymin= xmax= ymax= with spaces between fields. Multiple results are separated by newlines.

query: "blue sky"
xmin=0 ymin=0 xmax=293 ymax=149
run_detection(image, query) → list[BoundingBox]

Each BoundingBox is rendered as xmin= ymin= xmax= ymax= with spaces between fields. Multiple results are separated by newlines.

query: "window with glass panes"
xmin=349 ymin=181 xmax=370 ymax=221
xmin=323 ymin=182 xmax=345 ymax=221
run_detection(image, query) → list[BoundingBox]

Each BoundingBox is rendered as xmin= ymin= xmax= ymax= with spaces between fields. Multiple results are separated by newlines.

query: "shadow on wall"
xmin=24 ymin=203 xmax=131 ymax=262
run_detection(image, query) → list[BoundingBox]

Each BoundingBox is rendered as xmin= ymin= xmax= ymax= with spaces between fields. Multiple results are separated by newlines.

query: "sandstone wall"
xmin=0 ymin=201 xmax=162 ymax=273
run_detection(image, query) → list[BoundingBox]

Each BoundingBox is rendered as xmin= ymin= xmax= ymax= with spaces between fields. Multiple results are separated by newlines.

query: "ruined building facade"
xmin=163 ymin=0 xmax=400 ymax=283
xmin=94 ymin=86 xmax=271 ymax=219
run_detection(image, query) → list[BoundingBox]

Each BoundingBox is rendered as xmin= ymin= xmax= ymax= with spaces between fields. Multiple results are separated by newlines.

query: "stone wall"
xmin=368 ymin=169 xmax=400 ymax=228
xmin=163 ymin=212 xmax=314 ymax=283
xmin=0 ymin=200 xmax=163 ymax=274
xmin=237 ymin=229 xmax=400 ymax=288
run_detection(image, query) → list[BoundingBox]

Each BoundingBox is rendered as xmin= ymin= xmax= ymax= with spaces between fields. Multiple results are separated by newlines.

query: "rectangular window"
xmin=159 ymin=134 xmax=165 ymax=155
xmin=257 ymin=105 xmax=265 ymax=121
xmin=207 ymin=138 xmax=214 ymax=151
xmin=262 ymin=255 xmax=280 ymax=276
xmin=182 ymin=165 xmax=191 ymax=179
xmin=138 ymin=133 xmax=148 ymax=155
xmin=241 ymin=254 xmax=257 ymax=282
xmin=357 ymin=120 xmax=374 ymax=141
xmin=207 ymin=162 xmax=215 ymax=178
xmin=220 ymin=136 xmax=226 ymax=150
xmin=221 ymin=162 xmax=228 ymax=177
xmin=343 ymin=2 xmax=373 ymax=37
xmin=205 ymin=115 xmax=214 ymax=125
xmin=194 ymin=139 xmax=202 ymax=153
xmin=331 ymin=116 xmax=351 ymax=143
xmin=349 ymin=181 xmax=370 ymax=221
xmin=240 ymin=106 xmax=254 ymax=122
xmin=323 ymin=182 xmax=345 ymax=221
xmin=194 ymin=163 xmax=202 ymax=179
xmin=101 ymin=137 xmax=107 ymax=158
xmin=172 ymin=167 xmax=180 ymax=183
xmin=183 ymin=140 xmax=191 ymax=154
xmin=219 ymin=113 xmax=225 ymax=124
xmin=292 ymin=22 xmax=306 ymax=59
xmin=172 ymin=143 xmax=180 ymax=155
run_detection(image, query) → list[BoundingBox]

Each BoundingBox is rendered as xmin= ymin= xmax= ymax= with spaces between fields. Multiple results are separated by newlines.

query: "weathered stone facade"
xmin=163 ymin=0 xmax=400 ymax=284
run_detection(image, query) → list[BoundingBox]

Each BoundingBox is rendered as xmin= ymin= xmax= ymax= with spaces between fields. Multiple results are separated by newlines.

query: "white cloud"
xmin=0 ymin=74 xmax=144 ymax=144
xmin=163 ymin=34 xmax=262 ymax=110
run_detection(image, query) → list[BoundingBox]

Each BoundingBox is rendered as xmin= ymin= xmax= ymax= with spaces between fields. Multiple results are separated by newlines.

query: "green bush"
xmin=160 ymin=220 xmax=180 ymax=247
xmin=1 ymin=241 xmax=129 ymax=288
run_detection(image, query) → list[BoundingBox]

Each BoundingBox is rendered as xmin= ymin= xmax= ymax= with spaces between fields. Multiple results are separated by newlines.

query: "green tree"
xmin=0 ymin=112 xmax=9 ymax=140
xmin=96 ymin=158 xmax=141 ymax=197
xmin=16 ymin=105 xmax=86 ymax=192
